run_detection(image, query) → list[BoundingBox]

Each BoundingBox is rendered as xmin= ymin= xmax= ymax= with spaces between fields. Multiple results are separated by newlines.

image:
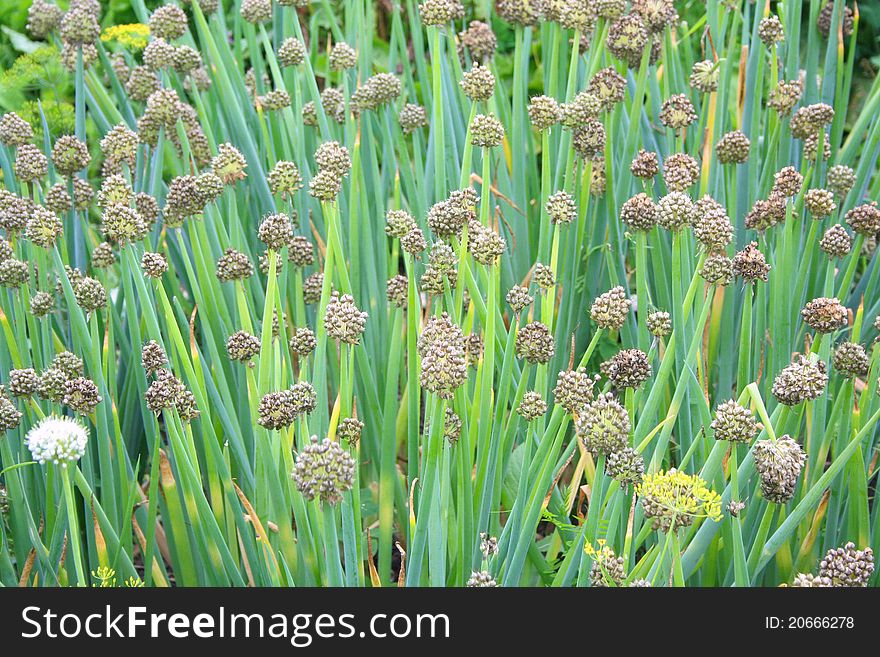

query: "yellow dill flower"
xmin=91 ymin=566 xmax=117 ymax=587
xmin=101 ymin=24 xmax=151 ymax=50
xmin=636 ymin=468 xmax=722 ymax=533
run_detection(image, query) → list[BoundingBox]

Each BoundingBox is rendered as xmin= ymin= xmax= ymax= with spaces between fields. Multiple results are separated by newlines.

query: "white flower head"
xmin=25 ymin=415 xmax=89 ymax=468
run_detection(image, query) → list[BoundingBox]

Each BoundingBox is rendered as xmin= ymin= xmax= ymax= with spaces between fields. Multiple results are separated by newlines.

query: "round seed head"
xmin=226 ymin=330 xmax=261 ymax=364
xmin=468 ymin=221 xmax=506 ymax=265
xmin=662 ymin=152 xmax=699 ymax=191
xmin=660 ymin=94 xmax=698 ymax=131
xmin=292 ymin=437 xmax=355 ymax=505
xmin=587 ymin=67 xmax=626 ymax=111
xmin=427 ymin=190 xmax=476 ymax=239
xmin=801 ymin=297 xmax=847 ymax=334
xmin=744 ymin=192 xmax=787 ymax=232
xmin=528 ymin=95 xmax=562 ymax=130
xmin=758 ymin=15 xmax=785 ymax=46
xmin=418 ymin=0 xmax=462 ymax=25
xmin=303 ymin=273 xmax=324 ymax=304
xmin=657 ymin=192 xmax=696 ymax=231
xmin=496 ymin=0 xmax=546 ymax=26
xmin=240 ymin=0 xmax=272 ymax=23
xmin=772 ymin=354 xmax=829 ymax=405
xmin=790 ymin=573 xmax=832 ymax=588
xmin=572 ymin=119 xmax=606 ymax=159
xmin=323 ymin=292 xmax=368 ymax=345
xmin=804 ymin=188 xmax=836 ymax=219
xmin=258 ymin=89 xmax=291 ymax=112
xmin=385 ymin=209 xmax=417 ymax=239
xmin=620 ymin=192 xmax=658 ymax=231
xmin=51 ymin=135 xmax=90 ymax=176
xmin=646 ymin=310 xmax=671 ymax=337
xmin=458 ymin=20 xmax=497 ymax=62
xmin=818 ymin=543 xmax=874 ymax=587
xmin=845 ymin=202 xmax=880 ymax=236
xmin=715 ymin=130 xmax=751 ymax=164
xmin=517 ymin=391 xmax=548 ymax=421
xmin=25 ymin=205 xmax=63 ymax=249
xmin=386 ymin=275 xmax=409 ymax=309
xmin=699 ymin=254 xmax=733 ymax=286
xmin=14 ymin=144 xmax=48 ymax=182
xmin=560 ymin=91 xmax=601 ymax=129
xmin=515 ymin=321 xmax=555 ymax=364
xmin=711 ymin=400 xmax=757 ymax=443
xmin=607 ymin=447 xmax=644 ymax=486
xmin=141 ymin=340 xmax=168 ymax=374
xmin=62 ymin=376 xmax=102 ymax=414
xmin=600 ymin=348 xmax=652 ymax=389
xmin=216 ymin=248 xmax=253 ymax=282
xmin=732 ymin=242 xmax=771 ymax=283
xmin=553 ymin=367 xmax=598 ymax=414
xmin=328 ymin=42 xmax=357 ymax=71
xmin=400 ymin=227 xmax=427 ymax=255
xmin=576 ymin=392 xmax=630 ymax=457
xmin=399 ymin=104 xmax=428 ymax=134
xmin=546 ymin=190 xmax=577 ymax=225
xmin=418 ymin=313 xmax=467 ymax=399
xmin=211 ymin=142 xmax=247 ymax=185
xmin=803 ymin=132 xmax=831 ymax=162
xmin=257 ymin=213 xmax=294 ymax=251
xmin=832 ymin=341 xmax=869 ymax=378
xmin=91 ymin=241 xmax=115 ymax=269
xmin=606 ymin=12 xmax=649 ymax=68
xmin=820 ymin=224 xmax=853 ymax=259
xmin=817 ymin=3 xmax=854 ymax=38
xmin=443 ymin=408 xmax=462 ymax=445
xmin=827 ymin=165 xmax=856 ymax=199
xmin=630 ymin=149 xmax=659 ymax=178
xmin=767 ymin=79 xmax=803 ymax=116
xmin=289 ymin=327 xmax=317 ymax=358
xmin=753 ymin=435 xmax=806 ymax=504
xmin=689 ymin=59 xmax=719 ymax=93
xmin=30 ymin=291 xmax=55 ymax=317
xmin=590 ymin=286 xmax=631 ymax=330
xmin=0 ymin=396 xmax=23 ymax=433
xmin=149 ymin=5 xmax=187 ymax=40
xmin=36 ymin=367 xmax=68 ymax=403
xmin=7 ymin=368 xmax=39 ymax=397
xmin=0 ymin=259 xmax=29 ymax=288
xmin=506 ymin=285 xmax=533 ymax=314
xmin=0 ymin=112 xmax=33 ymax=147
xmin=59 ymin=2 xmax=100 ymax=45
xmin=338 ymin=417 xmax=364 ymax=446
xmin=694 ymin=206 xmax=733 ymax=251
xmin=589 ymin=543 xmax=626 ymax=587
xmin=466 ymin=571 xmax=497 ymax=587
xmin=470 ymin=113 xmax=505 ymax=148
xmin=314 ymin=141 xmax=352 ymax=178
xmin=27 ymin=0 xmax=63 ymax=40
xmin=73 ymin=276 xmax=107 ymax=312
xmin=278 ymin=37 xmax=306 ymax=67
xmin=460 ymin=63 xmax=495 ymax=102
xmin=144 ymin=370 xmax=186 ymax=414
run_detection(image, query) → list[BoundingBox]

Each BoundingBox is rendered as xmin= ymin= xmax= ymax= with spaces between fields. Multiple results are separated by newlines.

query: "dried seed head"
xmin=467 ymin=221 xmax=506 ymax=266
xmin=278 ymin=37 xmax=306 ymax=67
xmin=0 ymin=112 xmax=33 ymax=147
xmin=630 ymin=149 xmax=659 ymax=178
xmin=418 ymin=0 xmax=463 ymax=25
xmin=240 ymin=0 xmax=272 ymax=23
xmin=466 ymin=571 xmax=497 ymax=587
xmin=27 ymin=0 xmax=63 ymax=40
xmin=37 ymin=367 xmax=68 ymax=403
xmin=744 ymin=192 xmax=787 ymax=232
xmin=143 ymin=37 xmax=176 ymax=71
xmin=732 ymin=242 xmax=771 ymax=283
xmin=101 ymin=204 xmax=147 ymax=246
xmin=216 ymin=248 xmax=254 ymax=282
xmin=601 ymin=348 xmax=652 ymax=389
xmin=533 ymin=262 xmax=555 ymax=290
xmin=818 ymin=543 xmax=874 ymax=588
xmin=211 ymin=143 xmax=247 ymax=185
xmin=699 ymin=254 xmax=733 ymax=286
xmin=148 ymin=5 xmax=187 ymax=40
xmin=560 ymin=91 xmax=601 ymax=130
xmin=258 ymin=89 xmax=291 ymax=112
xmin=314 ymin=141 xmax=352 ymax=178
xmin=572 ymin=119 xmax=606 ymax=159
xmin=51 ymin=351 xmax=83 ymax=379
xmin=757 ymin=15 xmax=785 ymax=46
xmin=26 ymin=205 xmax=63 ymax=249
xmin=328 ymin=42 xmax=357 ymax=71
xmin=400 ymin=227 xmax=428 ymax=255
xmin=0 ymin=259 xmax=29 ymax=288
xmin=753 ymin=435 xmax=806 ymax=505
xmin=820 ymin=224 xmax=853 ymax=259
xmin=589 ymin=543 xmax=626 ymax=587
xmin=790 ymin=573 xmax=832 ymax=588
xmin=659 ymin=94 xmax=698 ymax=131
xmin=711 ymin=400 xmax=757 ymax=443
xmin=515 ymin=321 xmax=555 ymax=364
xmin=657 ymin=192 xmax=696 ymax=231
xmin=385 ymin=209 xmax=417 ymax=239
xmin=386 ymin=275 xmax=409 ymax=309
xmin=845 ymin=202 xmax=880 ymax=236
xmin=14 ymin=144 xmax=48 ymax=183
xmin=546 ymin=190 xmax=577 ymax=225
xmin=517 ymin=391 xmax=548 ymax=421
xmin=693 ymin=206 xmax=733 ymax=252
xmin=588 ymin=67 xmax=626 ymax=111
xmin=506 ymin=285 xmax=533 ymax=314
xmin=308 ymin=169 xmax=343 ymax=201
xmin=63 ymin=376 xmax=102 ymax=415
xmin=51 ymin=135 xmax=90 ymax=176
xmin=0 ymin=396 xmax=23 ymax=433
xmin=91 ymin=242 xmax=115 ymax=269
xmin=292 ymin=436 xmax=355 ymax=505
xmin=802 ymin=188 xmax=836 ymax=219
xmin=458 ymin=20 xmax=497 ymax=62
xmin=258 ymin=213 xmax=294 ymax=251
xmin=715 ymin=130 xmax=751 ymax=164
xmin=817 ymin=3 xmax=854 ymax=39
xmin=287 ymin=236 xmax=314 ymax=268
xmin=496 ymin=0 xmax=546 ymax=26
xmin=620 ymin=192 xmax=658 ymax=231
xmin=576 ymin=392 xmax=630 ymax=457
xmin=30 ymin=291 xmax=55 ymax=317
xmin=443 ymin=408 xmax=462 ymax=445
xmin=145 ymin=370 xmax=185 ymax=414
xmin=553 ymin=367 xmax=598 ymax=414
xmin=465 ymin=332 xmax=483 ymax=367
xmin=662 ymin=152 xmax=699 ymax=191
xmin=7 ymin=368 xmax=39 ymax=397
xmin=590 ymin=286 xmax=631 ymax=330
xmin=646 ymin=310 xmax=671 ymax=337
xmin=689 ymin=59 xmax=719 ymax=93
xmin=427 ymin=190 xmax=476 ymax=239
xmin=827 ymin=165 xmax=856 ymax=199
xmin=289 ymin=327 xmax=317 ymax=358
xmin=832 ymin=341 xmax=869 ymax=378
xmin=226 ymin=330 xmax=261 ymax=363
xmin=399 ymin=104 xmax=428 ymax=134
xmin=418 ymin=313 xmax=467 ymax=399
xmin=767 ymin=79 xmax=803 ymax=116
xmin=772 ymin=354 xmax=829 ymax=406
xmin=303 ymin=272 xmax=324 ymax=304
xmin=470 ymin=113 xmax=505 ymax=148
xmin=59 ymin=1 xmax=100 ymax=45
xmin=803 ymin=132 xmax=831 ymax=162
xmin=141 ymin=340 xmax=167 ymax=374
xmin=460 ymin=63 xmax=495 ymax=102
xmin=606 ymin=12 xmax=649 ymax=68
xmin=528 ymin=95 xmax=562 ymax=130
xmin=73 ymin=276 xmax=107 ymax=312
xmin=323 ymin=292 xmax=368 ymax=345
xmin=338 ymin=417 xmax=364 ymax=446
xmin=801 ymin=297 xmax=847 ymax=334
xmin=606 ymin=447 xmax=645 ymax=487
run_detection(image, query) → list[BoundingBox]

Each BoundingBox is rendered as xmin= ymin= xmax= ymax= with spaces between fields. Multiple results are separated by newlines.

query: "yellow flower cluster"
xmin=636 ymin=468 xmax=723 ymax=528
xmin=100 ymin=24 xmax=151 ymax=50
